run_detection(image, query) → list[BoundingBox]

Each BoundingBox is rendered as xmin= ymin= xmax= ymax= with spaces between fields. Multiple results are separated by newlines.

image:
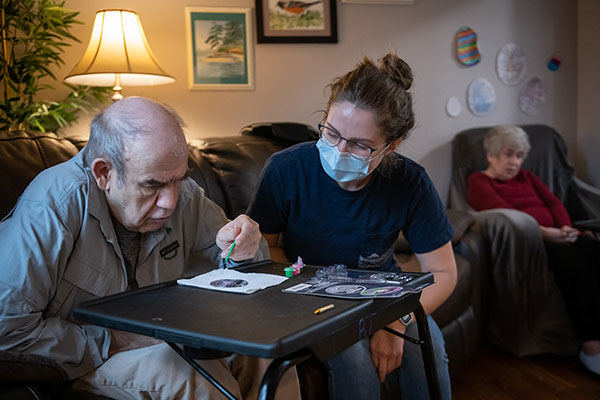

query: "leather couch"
xmin=0 ymin=124 xmax=486 ymax=399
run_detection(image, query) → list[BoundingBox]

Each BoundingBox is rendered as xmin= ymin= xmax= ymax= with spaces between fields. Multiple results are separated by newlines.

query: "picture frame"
xmin=255 ymin=0 xmax=337 ymax=43
xmin=185 ymin=7 xmax=254 ymax=90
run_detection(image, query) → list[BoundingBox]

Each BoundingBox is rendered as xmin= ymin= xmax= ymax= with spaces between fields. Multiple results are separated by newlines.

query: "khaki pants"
xmin=72 ymin=343 xmax=301 ymax=400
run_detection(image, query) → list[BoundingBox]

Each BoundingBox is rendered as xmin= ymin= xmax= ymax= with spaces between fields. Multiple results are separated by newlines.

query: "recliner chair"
xmin=448 ymin=124 xmax=600 ymax=357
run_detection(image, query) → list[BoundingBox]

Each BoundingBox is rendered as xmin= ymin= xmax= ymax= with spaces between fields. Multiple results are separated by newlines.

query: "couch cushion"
xmin=240 ymin=122 xmax=318 ymax=142
xmin=187 ymin=145 xmax=229 ymax=213
xmin=0 ymin=131 xmax=80 ymax=219
xmin=440 ymin=306 xmax=479 ymax=376
xmin=0 ymin=350 xmax=66 ymax=392
xmin=394 ymin=210 xmax=475 ymax=254
xmin=396 ymin=252 xmax=473 ymax=330
xmin=188 ymin=136 xmax=301 ymax=218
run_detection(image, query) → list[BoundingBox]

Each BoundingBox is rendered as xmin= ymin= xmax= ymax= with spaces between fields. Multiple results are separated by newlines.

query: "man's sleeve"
xmin=0 ymin=200 xmax=110 ymax=379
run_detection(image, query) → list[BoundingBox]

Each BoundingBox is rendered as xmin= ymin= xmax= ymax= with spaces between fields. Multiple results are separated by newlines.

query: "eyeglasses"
xmin=318 ymin=124 xmax=385 ymax=161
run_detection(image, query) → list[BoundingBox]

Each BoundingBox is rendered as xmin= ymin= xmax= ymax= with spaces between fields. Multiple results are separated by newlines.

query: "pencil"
xmin=224 ymin=242 xmax=235 ymax=263
xmin=314 ymin=304 xmax=335 ymax=314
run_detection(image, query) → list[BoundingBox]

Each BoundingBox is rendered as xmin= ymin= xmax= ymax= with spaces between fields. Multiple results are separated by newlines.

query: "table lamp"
xmin=64 ymin=9 xmax=175 ymax=101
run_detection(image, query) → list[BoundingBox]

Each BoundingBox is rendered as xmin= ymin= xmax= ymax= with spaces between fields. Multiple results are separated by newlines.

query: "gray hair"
xmin=83 ymin=99 xmax=186 ymax=184
xmin=483 ymin=125 xmax=531 ymax=158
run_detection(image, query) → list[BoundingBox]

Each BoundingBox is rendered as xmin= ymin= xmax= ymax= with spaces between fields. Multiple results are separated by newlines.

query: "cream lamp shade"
xmin=64 ymin=9 xmax=175 ymax=100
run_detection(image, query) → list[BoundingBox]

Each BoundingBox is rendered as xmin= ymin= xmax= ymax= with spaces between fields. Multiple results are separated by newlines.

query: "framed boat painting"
xmin=185 ymin=7 xmax=254 ymax=90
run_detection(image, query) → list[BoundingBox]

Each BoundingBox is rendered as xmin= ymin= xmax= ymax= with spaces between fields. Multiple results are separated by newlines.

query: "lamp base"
xmin=112 ymin=85 xmax=123 ymax=101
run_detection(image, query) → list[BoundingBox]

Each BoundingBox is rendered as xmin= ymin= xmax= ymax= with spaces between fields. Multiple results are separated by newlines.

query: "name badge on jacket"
xmin=160 ymin=241 xmax=179 ymax=260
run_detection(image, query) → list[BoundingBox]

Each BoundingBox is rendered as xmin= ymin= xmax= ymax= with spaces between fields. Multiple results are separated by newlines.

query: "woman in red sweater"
xmin=467 ymin=125 xmax=600 ymax=379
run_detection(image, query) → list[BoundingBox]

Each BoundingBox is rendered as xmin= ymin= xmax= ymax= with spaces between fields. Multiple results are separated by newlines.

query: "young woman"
xmin=248 ymin=54 xmax=456 ymax=399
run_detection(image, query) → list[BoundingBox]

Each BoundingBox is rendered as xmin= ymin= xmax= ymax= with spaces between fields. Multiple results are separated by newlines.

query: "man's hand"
xmin=216 ymin=214 xmax=261 ymax=261
xmin=370 ymin=320 xmax=406 ymax=382
xmin=541 ymin=225 xmax=579 ymax=243
xmin=108 ymin=329 xmax=162 ymax=357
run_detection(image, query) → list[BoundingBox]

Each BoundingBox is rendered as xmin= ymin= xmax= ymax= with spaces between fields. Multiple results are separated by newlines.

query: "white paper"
xmin=177 ymin=269 xmax=288 ymax=294
xmin=519 ymin=76 xmax=546 ymax=116
xmin=467 ymin=77 xmax=496 ymax=117
xmin=496 ymin=43 xmax=526 ymax=86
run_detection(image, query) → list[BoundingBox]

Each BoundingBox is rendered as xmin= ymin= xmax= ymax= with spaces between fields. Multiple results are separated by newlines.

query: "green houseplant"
xmin=0 ymin=0 xmax=110 ymax=132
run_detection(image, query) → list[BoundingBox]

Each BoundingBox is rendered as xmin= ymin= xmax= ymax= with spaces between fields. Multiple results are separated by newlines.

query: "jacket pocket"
xmin=48 ymin=258 xmax=120 ymax=321
xmin=62 ymin=258 xmax=118 ymax=297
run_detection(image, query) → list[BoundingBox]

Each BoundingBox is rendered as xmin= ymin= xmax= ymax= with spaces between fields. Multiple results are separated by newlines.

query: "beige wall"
xmin=55 ymin=0 xmax=579 ymax=202
xmin=577 ymin=0 xmax=600 ymax=187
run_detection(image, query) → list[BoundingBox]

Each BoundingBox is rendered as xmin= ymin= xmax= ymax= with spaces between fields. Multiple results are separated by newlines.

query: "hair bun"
xmin=380 ymin=54 xmax=413 ymax=91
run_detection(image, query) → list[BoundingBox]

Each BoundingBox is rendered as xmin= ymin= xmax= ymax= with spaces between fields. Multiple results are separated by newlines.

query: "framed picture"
xmin=255 ymin=0 xmax=337 ymax=43
xmin=185 ymin=7 xmax=254 ymax=90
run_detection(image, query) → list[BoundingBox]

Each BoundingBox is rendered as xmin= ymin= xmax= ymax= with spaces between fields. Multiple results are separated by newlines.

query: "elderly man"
xmin=0 ymin=98 xmax=299 ymax=399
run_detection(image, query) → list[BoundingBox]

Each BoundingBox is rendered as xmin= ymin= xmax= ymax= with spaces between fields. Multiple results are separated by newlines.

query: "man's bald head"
xmin=85 ymin=97 xmax=187 ymax=183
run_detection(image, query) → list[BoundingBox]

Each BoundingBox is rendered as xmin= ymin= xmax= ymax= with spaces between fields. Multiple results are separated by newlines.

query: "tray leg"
xmin=414 ymin=302 xmax=442 ymax=400
xmin=258 ymin=350 xmax=312 ymax=400
xmin=166 ymin=341 xmax=239 ymax=400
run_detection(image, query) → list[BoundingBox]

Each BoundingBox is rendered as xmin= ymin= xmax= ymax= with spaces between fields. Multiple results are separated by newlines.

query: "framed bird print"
xmin=255 ymin=0 xmax=337 ymax=43
xmin=185 ymin=7 xmax=255 ymax=90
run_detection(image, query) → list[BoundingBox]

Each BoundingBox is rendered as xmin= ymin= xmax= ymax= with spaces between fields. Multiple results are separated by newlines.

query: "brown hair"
xmin=325 ymin=53 xmax=415 ymax=143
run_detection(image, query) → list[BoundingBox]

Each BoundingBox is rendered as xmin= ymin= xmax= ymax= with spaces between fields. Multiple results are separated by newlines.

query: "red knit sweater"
xmin=467 ymin=169 xmax=572 ymax=228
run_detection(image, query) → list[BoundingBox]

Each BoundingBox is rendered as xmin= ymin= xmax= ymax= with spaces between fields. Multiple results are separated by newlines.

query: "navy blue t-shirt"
xmin=247 ymin=142 xmax=453 ymax=270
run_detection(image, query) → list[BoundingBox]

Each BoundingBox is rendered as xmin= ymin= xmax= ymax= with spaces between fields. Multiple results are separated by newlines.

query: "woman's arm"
xmin=262 ymin=232 xmax=289 ymax=263
xmin=526 ymin=171 xmax=572 ymax=227
xmin=414 ymin=240 xmax=457 ymax=314
xmin=370 ymin=240 xmax=457 ymax=381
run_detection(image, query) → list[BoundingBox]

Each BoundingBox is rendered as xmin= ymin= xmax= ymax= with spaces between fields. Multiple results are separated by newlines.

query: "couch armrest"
xmin=446 ymin=209 xmax=475 ymax=245
xmin=394 ymin=210 xmax=475 ymax=255
xmin=571 ymin=177 xmax=600 ymax=221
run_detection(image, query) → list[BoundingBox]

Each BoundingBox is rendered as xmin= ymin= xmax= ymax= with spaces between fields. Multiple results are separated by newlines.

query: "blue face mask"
xmin=316 ymin=138 xmax=371 ymax=182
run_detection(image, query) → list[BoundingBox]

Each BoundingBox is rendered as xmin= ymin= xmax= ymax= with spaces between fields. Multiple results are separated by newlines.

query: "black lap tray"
xmin=74 ymin=261 xmax=431 ymax=361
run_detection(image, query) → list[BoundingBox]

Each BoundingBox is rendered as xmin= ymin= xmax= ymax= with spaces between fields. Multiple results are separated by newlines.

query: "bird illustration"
xmin=276 ymin=1 xmax=323 ymax=14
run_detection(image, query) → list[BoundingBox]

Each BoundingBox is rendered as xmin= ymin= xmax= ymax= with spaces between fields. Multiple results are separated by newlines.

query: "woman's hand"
xmin=370 ymin=320 xmax=405 ymax=382
xmin=540 ymin=225 xmax=579 ymax=243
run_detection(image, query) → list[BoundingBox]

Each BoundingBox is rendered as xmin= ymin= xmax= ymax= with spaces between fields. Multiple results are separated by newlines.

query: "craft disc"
xmin=325 ymin=285 xmax=367 ymax=294
xmin=360 ymin=286 xmax=404 ymax=296
xmin=210 ymin=279 xmax=248 ymax=288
